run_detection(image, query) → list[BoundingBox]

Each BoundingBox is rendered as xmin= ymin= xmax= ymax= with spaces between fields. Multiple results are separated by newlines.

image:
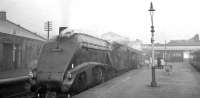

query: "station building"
xmin=142 ymin=34 xmax=200 ymax=62
xmin=0 ymin=11 xmax=45 ymax=77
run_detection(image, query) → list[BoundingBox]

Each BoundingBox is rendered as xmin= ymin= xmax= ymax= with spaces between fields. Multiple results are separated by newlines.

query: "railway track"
xmin=2 ymin=91 xmax=73 ymax=98
xmin=0 ymin=80 xmax=33 ymax=98
xmin=2 ymin=91 xmax=33 ymax=98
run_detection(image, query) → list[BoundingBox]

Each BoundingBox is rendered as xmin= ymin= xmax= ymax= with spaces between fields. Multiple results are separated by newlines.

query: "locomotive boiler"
xmin=31 ymin=31 xmax=143 ymax=97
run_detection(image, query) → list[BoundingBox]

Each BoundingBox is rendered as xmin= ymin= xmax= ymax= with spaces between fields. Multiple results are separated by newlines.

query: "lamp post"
xmin=149 ymin=2 xmax=157 ymax=87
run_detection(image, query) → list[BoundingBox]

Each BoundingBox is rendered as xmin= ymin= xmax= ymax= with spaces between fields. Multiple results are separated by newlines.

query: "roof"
xmin=0 ymin=19 xmax=46 ymax=41
xmin=167 ymin=41 xmax=200 ymax=46
xmin=143 ymin=41 xmax=200 ymax=47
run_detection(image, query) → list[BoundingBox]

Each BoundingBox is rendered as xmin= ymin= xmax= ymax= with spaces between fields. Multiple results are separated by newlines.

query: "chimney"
xmin=0 ymin=11 xmax=7 ymax=21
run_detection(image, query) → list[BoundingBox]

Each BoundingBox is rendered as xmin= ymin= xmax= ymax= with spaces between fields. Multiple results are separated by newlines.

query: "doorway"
xmin=1 ymin=43 xmax=19 ymax=71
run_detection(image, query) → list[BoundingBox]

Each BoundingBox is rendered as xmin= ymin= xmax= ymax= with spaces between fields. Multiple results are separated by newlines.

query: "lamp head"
xmin=149 ymin=2 xmax=155 ymax=16
xmin=149 ymin=2 xmax=155 ymax=12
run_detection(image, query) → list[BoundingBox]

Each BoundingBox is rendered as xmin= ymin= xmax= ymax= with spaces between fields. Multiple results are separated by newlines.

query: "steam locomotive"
xmin=30 ymin=31 xmax=143 ymax=97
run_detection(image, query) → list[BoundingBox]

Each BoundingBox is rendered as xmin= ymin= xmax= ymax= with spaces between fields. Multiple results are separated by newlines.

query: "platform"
xmin=72 ymin=62 xmax=200 ymax=98
xmin=0 ymin=68 xmax=32 ymax=84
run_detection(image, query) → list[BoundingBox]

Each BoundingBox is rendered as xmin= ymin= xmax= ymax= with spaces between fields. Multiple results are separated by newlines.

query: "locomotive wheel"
xmin=93 ymin=67 xmax=105 ymax=85
xmin=79 ymin=73 xmax=87 ymax=90
xmin=71 ymin=72 xmax=87 ymax=93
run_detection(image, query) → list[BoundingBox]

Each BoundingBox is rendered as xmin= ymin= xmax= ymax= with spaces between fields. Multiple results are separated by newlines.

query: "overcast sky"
xmin=0 ymin=0 xmax=200 ymax=43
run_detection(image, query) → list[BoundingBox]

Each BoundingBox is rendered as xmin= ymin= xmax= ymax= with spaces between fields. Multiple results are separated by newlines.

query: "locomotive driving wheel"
xmin=71 ymin=72 xmax=87 ymax=93
xmin=93 ymin=67 xmax=105 ymax=84
xmin=79 ymin=72 xmax=87 ymax=90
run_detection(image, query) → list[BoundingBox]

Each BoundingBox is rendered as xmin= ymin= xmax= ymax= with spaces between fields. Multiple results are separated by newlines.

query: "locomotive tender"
xmin=31 ymin=31 xmax=143 ymax=96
